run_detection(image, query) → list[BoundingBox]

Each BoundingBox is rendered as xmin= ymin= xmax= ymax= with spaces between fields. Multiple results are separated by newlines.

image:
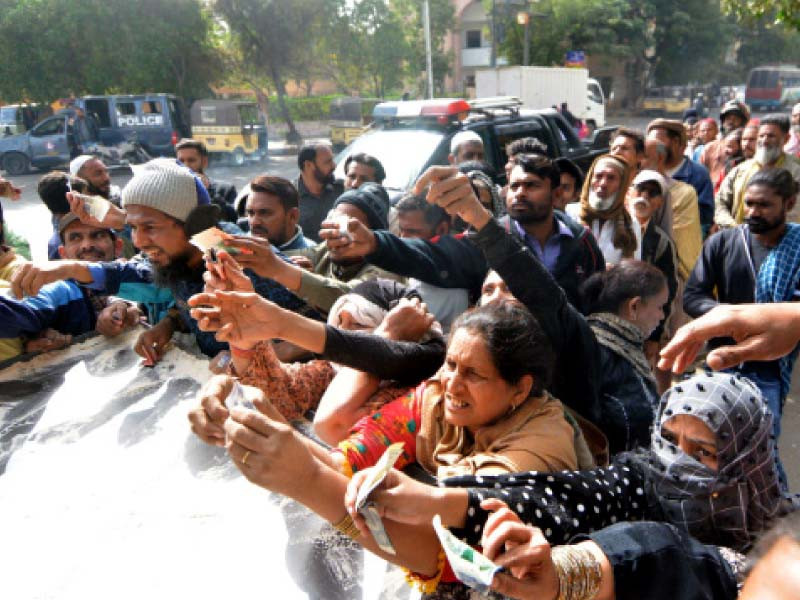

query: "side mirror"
xmin=587 ymin=126 xmax=615 ymax=150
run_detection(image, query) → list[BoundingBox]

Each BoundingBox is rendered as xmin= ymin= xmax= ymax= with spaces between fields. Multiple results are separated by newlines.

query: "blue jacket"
xmin=83 ymin=252 xmax=314 ymax=357
xmin=673 ymin=158 xmax=714 ymax=233
xmin=0 ymin=280 xmax=97 ymax=338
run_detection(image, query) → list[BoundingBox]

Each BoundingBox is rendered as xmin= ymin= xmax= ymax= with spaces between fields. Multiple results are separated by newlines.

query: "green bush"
xmin=267 ymin=93 xmax=403 ymax=123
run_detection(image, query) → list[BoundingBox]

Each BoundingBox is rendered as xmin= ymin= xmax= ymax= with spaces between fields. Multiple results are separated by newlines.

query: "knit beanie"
xmin=121 ymin=158 xmax=211 ymax=223
xmin=334 ymin=183 xmax=390 ymax=230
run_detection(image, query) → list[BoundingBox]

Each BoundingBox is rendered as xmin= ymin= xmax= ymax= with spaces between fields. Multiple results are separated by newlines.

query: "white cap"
xmin=632 ymin=169 xmax=668 ymax=197
xmin=69 ymin=154 xmax=96 ymax=176
xmin=450 ymin=130 xmax=483 ymax=154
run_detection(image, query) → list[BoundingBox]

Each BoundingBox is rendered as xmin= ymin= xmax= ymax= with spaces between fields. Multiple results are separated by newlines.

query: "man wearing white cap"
xmin=448 ymin=130 xmax=484 ymax=165
xmin=69 ymin=155 xmax=121 ymax=205
xmin=11 ymin=159 xmax=312 ymax=363
xmin=627 ymin=170 xmax=678 ymax=359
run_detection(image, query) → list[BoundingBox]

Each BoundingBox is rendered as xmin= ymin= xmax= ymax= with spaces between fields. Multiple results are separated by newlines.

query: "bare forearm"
xmin=271 ymin=307 xmax=327 ymax=353
xmin=313 ymin=368 xmax=381 ymax=444
xmin=577 ymin=540 xmax=614 ymax=600
xmin=298 ymin=459 xmax=443 ymax=574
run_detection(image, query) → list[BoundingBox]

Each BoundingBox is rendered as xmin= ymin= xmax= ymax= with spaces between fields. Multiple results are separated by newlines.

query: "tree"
xmin=214 ymin=0 xmax=330 ymax=143
xmin=321 ymin=0 xmax=410 ymax=98
xmin=723 ymin=0 xmax=800 ymax=30
xmin=498 ymin=0 xmax=734 ymax=106
xmin=0 ymin=0 xmax=221 ymax=103
xmin=392 ymin=0 xmax=455 ymax=95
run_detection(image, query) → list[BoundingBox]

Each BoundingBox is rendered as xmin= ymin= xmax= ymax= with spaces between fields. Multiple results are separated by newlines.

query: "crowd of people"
xmin=2 ymin=101 xmax=800 ymax=599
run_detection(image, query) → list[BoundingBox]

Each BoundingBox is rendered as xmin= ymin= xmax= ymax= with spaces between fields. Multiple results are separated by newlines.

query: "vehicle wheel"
xmin=231 ymin=147 xmax=246 ymax=167
xmin=3 ymin=152 xmax=29 ymax=176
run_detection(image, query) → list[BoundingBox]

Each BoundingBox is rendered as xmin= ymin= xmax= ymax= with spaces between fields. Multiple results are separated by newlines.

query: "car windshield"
xmin=0 ymin=107 xmax=16 ymax=123
xmin=334 ymin=129 xmax=444 ymax=191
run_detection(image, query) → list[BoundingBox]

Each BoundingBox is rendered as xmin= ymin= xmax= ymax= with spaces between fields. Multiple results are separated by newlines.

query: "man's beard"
xmin=314 ymin=166 xmax=335 ymax=186
xmin=755 ymin=143 xmax=782 ymax=165
xmin=507 ymin=200 xmax=550 ymax=224
xmin=152 ymin=249 xmax=204 ymax=289
xmin=746 ymin=216 xmax=784 ymax=234
xmin=588 ymin=190 xmax=618 ymax=211
xmin=87 ymin=182 xmax=111 ymax=199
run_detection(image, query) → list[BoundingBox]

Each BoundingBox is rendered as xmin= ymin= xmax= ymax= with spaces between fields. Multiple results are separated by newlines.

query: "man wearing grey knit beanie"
xmin=10 ymin=159 xmax=312 ymax=364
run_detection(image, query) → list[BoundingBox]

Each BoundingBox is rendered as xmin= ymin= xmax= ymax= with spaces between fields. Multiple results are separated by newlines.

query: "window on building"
xmin=465 ymin=30 xmax=481 ymax=49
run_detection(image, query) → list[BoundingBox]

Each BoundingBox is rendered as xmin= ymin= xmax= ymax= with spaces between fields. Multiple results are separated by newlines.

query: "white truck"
xmin=475 ymin=66 xmax=605 ymax=133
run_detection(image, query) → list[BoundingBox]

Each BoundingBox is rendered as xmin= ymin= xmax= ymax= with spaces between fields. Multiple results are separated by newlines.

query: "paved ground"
xmin=3 ymin=112 xmax=799 ymax=491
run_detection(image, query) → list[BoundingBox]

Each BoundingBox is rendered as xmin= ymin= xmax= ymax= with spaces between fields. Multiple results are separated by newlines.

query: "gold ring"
xmin=242 ymin=450 xmax=251 ymax=466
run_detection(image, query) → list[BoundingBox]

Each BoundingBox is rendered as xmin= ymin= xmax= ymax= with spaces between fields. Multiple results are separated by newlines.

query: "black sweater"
xmin=684 ymin=226 xmax=779 ymax=379
xmin=365 ymin=211 xmax=604 ymax=307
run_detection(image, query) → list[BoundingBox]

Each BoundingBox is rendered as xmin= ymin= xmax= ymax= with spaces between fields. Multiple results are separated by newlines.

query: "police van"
xmin=78 ymin=94 xmax=191 ymax=156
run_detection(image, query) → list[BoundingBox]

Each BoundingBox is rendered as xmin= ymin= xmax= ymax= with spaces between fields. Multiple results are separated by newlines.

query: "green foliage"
xmin=0 ymin=0 xmax=221 ymax=103
xmin=391 ymin=0 xmax=455 ymax=94
xmin=214 ymin=0 xmax=327 ymax=138
xmin=497 ymin=0 xmax=787 ymax=94
xmin=723 ymin=0 xmax=800 ymax=30
xmin=321 ymin=0 xmax=411 ymax=97
xmin=269 ymin=94 xmax=340 ymax=123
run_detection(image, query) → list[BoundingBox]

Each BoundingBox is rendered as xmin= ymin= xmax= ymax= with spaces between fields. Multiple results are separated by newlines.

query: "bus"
xmin=745 ymin=65 xmax=800 ymax=112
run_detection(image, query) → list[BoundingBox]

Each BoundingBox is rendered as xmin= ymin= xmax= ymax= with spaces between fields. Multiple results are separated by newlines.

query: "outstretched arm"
xmin=659 ymin=303 xmax=800 ymax=373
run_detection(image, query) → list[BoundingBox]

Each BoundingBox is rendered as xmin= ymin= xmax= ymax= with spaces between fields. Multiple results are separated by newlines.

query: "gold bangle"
xmin=332 ymin=513 xmax=361 ymax=540
xmin=551 ymin=545 xmax=602 ymax=600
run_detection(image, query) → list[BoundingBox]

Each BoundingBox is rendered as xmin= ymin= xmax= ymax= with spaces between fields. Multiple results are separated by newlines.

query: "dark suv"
xmin=333 ymin=98 xmax=612 ymax=199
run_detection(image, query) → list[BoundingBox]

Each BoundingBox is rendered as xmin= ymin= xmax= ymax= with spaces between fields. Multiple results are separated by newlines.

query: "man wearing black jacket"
xmin=320 ymin=154 xmax=604 ymax=307
xmin=684 ymin=168 xmax=800 ymax=487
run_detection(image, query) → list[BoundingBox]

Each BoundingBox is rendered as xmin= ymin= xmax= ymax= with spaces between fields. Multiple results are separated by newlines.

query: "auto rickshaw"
xmin=190 ymin=99 xmax=267 ymax=166
xmin=663 ymin=86 xmax=691 ymax=115
xmin=329 ymin=97 xmax=380 ymax=151
xmin=641 ymin=88 xmax=665 ymax=115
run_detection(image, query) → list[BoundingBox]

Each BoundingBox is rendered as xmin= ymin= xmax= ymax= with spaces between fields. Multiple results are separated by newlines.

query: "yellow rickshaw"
xmin=329 ymin=97 xmax=380 ymax=151
xmin=641 ymin=88 xmax=665 ymax=115
xmin=190 ymin=100 xmax=267 ymax=166
xmin=663 ymin=86 xmax=691 ymax=115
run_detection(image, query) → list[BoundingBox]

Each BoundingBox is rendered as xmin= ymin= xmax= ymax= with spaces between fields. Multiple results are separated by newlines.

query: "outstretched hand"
xmin=189 ymin=290 xmax=283 ymax=350
xmin=658 ymin=303 xmax=800 ymax=373
xmin=413 ymin=166 xmax=492 ymax=230
xmin=319 ymin=216 xmax=377 ymax=260
xmin=480 ymin=498 xmax=560 ymax=600
xmin=203 ymin=249 xmax=254 ymax=294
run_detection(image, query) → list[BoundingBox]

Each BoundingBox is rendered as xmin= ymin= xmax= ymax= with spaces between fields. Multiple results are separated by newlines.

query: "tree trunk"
xmin=246 ymin=80 xmax=271 ymax=127
xmin=268 ymin=60 xmax=301 ymax=144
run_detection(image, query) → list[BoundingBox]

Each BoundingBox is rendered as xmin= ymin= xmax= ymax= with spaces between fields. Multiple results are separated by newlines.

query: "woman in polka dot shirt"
xmin=340 ymin=371 xmax=794 ymax=596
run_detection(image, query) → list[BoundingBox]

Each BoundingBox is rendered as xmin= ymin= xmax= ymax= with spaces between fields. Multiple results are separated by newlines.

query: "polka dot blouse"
xmin=443 ymin=454 xmax=656 ymax=546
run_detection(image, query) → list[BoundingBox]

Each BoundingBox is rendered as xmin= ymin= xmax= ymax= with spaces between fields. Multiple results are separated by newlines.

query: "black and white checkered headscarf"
xmin=646 ymin=371 xmax=792 ymax=550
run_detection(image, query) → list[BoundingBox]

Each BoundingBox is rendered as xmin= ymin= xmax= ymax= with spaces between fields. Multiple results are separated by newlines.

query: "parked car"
xmin=333 ymin=97 xmax=612 ymax=200
xmin=78 ymin=94 xmax=191 ymax=157
xmin=190 ymin=99 xmax=267 ymax=165
xmin=0 ymin=112 xmax=85 ymax=174
xmin=0 ymin=103 xmax=53 ymax=136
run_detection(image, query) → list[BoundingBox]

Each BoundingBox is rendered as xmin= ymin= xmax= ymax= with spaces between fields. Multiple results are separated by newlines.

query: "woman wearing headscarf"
xmin=338 ymin=372 xmax=794 ymax=597
xmin=566 ymin=154 xmax=637 ymax=265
